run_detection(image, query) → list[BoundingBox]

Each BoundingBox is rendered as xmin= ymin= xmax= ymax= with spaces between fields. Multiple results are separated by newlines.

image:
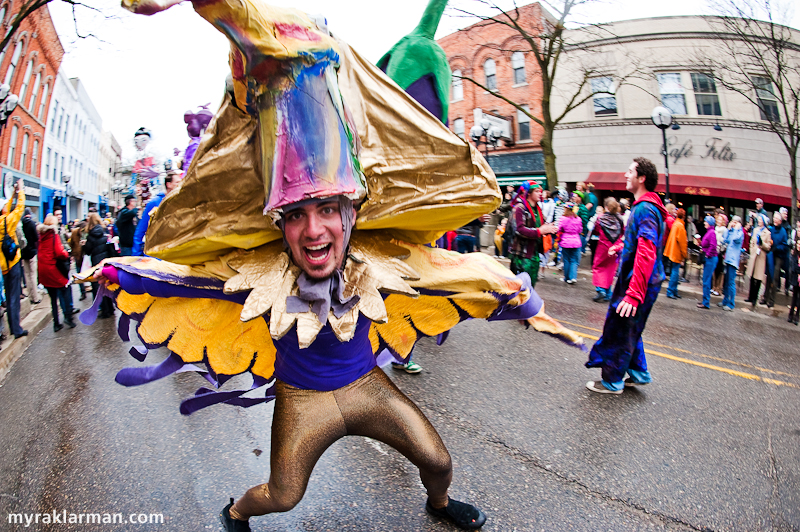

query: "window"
xmin=60 ymin=156 xmax=64 ymax=182
xmin=511 ymin=52 xmax=526 ymax=85
xmin=45 ymin=147 xmax=50 ymax=180
xmin=20 ymin=133 xmax=28 ymax=171
xmin=7 ymin=125 xmax=17 ymax=167
xmin=691 ymin=73 xmax=721 ymax=116
xmin=31 ymin=140 xmax=38 ymax=175
xmin=3 ymin=40 xmax=22 ymax=86
xmin=53 ymin=151 xmax=58 ymax=181
xmin=451 ymin=69 xmax=463 ymax=101
xmin=591 ymin=77 xmax=617 ymax=116
xmin=27 ymin=71 xmax=40 ymax=110
xmin=64 ymin=116 xmax=69 ymax=142
xmin=57 ymin=111 xmax=63 ymax=138
xmin=453 ymin=118 xmax=464 ymax=139
xmin=484 ymin=59 xmax=497 ymax=91
xmin=657 ymin=73 xmax=687 ymax=115
xmin=37 ymin=83 xmax=48 ymax=120
xmin=518 ymin=106 xmax=531 ymax=141
xmin=754 ymin=76 xmax=780 ymax=123
xmin=18 ymin=59 xmax=33 ymax=103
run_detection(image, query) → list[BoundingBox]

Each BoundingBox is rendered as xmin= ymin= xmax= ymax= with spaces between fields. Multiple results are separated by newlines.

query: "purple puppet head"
xmin=184 ymin=105 xmax=214 ymax=138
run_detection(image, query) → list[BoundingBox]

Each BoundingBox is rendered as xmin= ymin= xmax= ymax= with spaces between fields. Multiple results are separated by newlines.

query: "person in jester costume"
xmin=82 ymin=1 xmax=586 ymax=530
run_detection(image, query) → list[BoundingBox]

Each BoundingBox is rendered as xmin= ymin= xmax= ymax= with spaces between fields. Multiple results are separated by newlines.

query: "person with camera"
xmin=0 ymin=179 xmax=28 ymax=340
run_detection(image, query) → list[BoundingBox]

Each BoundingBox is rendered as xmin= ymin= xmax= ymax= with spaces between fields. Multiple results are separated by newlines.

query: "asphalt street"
xmin=0 ymin=268 xmax=798 ymax=531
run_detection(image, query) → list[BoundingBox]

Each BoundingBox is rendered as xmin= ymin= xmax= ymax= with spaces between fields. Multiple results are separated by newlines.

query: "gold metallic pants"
xmin=231 ymin=367 xmax=452 ymax=518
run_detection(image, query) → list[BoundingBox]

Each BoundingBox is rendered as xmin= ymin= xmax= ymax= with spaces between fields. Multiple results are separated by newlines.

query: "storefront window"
xmin=691 ymin=73 xmax=721 ymax=116
xmin=753 ymin=76 xmax=780 ymax=123
xmin=658 ymin=73 xmax=687 ymax=115
xmin=591 ymin=77 xmax=617 ymax=116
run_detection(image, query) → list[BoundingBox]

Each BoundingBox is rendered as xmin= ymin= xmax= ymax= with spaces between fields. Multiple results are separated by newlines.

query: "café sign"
xmin=664 ymin=136 xmax=737 ymax=165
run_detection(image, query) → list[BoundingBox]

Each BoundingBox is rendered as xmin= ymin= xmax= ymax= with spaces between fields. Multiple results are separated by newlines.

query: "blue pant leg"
xmin=667 ymin=260 xmax=680 ymax=296
xmin=4 ymin=262 xmax=23 ymax=336
xmin=723 ymin=264 xmax=737 ymax=308
xmin=702 ymin=256 xmax=717 ymax=307
xmin=58 ymin=287 xmax=73 ymax=320
xmin=586 ymin=283 xmax=661 ymax=385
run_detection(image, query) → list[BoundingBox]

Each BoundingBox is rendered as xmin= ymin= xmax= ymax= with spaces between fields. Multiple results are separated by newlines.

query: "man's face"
xmin=283 ymin=200 xmax=353 ymax=280
xmin=528 ymin=188 xmax=542 ymax=204
xmin=781 ymin=211 xmax=788 ymax=221
xmin=773 ymin=212 xmax=782 ymax=226
xmin=624 ymin=162 xmax=644 ymax=195
xmin=666 ymin=204 xmax=676 ymax=217
xmin=756 ymin=200 xmax=763 ymax=210
xmin=54 ymin=211 xmax=62 ymax=224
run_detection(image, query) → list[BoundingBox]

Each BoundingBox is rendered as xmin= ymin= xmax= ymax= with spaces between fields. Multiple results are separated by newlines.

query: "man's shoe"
xmin=716 ymin=302 xmax=724 ymax=307
xmin=391 ymin=360 xmax=423 ymax=374
xmin=54 ymin=323 xmax=64 ymax=332
xmin=219 ymin=499 xmax=251 ymax=532
xmin=679 ymin=277 xmax=689 ymax=283
xmin=65 ymin=319 xmax=77 ymax=329
xmin=696 ymin=303 xmax=710 ymax=309
xmin=592 ymin=293 xmax=605 ymax=302
xmin=722 ymin=306 xmax=734 ymax=312
xmin=426 ymin=497 xmax=486 ymax=530
xmin=624 ymin=378 xmax=649 ymax=387
xmin=71 ymin=308 xmax=80 ymax=315
xmin=14 ymin=330 xmax=28 ymax=339
xmin=585 ymin=380 xmax=622 ymax=395
xmin=667 ymin=294 xmax=678 ymax=299
xmin=79 ymin=294 xmax=87 ymax=301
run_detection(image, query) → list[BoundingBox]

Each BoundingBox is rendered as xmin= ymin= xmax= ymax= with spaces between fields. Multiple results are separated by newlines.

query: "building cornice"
xmin=555 ymin=117 xmax=778 ymax=133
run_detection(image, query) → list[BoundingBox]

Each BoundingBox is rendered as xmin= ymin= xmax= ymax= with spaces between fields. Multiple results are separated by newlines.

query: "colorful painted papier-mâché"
xmin=82 ymin=0 xmax=585 ymax=415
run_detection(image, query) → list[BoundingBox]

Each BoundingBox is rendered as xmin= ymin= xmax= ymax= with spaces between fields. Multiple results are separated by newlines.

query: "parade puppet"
xmin=182 ymin=104 xmax=213 ymax=170
xmin=80 ymin=1 xmax=585 ymax=530
xmin=131 ymin=127 xmax=160 ymax=204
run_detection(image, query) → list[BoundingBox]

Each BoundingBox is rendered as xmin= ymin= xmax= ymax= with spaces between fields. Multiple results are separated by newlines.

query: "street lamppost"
xmin=470 ymin=118 xmax=503 ymax=159
xmin=651 ymin=106 xmax=673 ymax=202
xmin=62 ymin=172 xmax=71 ymax=221
xmin=0 ymin=83 xmax=19 ymax=132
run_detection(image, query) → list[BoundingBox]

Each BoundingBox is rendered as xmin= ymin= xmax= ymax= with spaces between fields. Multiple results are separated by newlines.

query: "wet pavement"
xmin=0 ymin=271 xmax=798 ymax=531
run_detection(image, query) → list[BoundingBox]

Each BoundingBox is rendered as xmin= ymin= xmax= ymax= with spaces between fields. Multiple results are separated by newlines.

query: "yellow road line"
xmin=562 ymin=320 xmax=800 ymax=380
xmin=574 ymin=332 xmax=799 ymax=389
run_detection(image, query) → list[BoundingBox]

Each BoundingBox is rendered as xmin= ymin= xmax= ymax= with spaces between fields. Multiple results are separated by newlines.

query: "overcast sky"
xmin=46 ymin=0 xmax=799 ymax=163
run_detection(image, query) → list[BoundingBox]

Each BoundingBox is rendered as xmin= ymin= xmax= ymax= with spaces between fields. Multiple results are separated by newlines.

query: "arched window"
xmin=7 ymin=125 xmax=17 ymax=167
xmin=3 ymin=40 xmax=23 ymax=86
xmin=0 ymin=8 xmax=8 ymax=67
xmin=37 ymin=83 xmax=48 ymax=120
xmin=31 ymin=139 xmax=38 ymax=175
xmin=20 ymin=133 xmax=28 ymax=171
xmin=18 ymin=59 xmax=33 ymax=102
xmin=451 ymin=69 xmax=463 ymax=101
xmin=484 ymin=59 xmax=496 ymax=91
xmin=453 ymin=118 xmax=465 ymax=139
xmin=27 ymin=70 xmax=40 ymax=110
xmin=511 ymin=52 xmax=526 ymax=85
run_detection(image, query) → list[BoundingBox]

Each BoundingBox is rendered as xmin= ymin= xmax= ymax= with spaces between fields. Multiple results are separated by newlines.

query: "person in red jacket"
xmin=37 ymin=215 xmax=76 ymax=331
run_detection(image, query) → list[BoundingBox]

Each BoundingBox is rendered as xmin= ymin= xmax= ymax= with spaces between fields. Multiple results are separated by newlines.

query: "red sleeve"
xmin=624 ymin=237 xmax=657 ymax=306
xmin=55 ymin=235 xmax=69 ymax=261
xmin=514 ymin=207 xmax=540 ymax=239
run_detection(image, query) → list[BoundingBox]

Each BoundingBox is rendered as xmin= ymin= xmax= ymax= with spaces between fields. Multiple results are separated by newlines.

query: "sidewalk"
xmin=0 ymin=294 xmax=56 ymax=384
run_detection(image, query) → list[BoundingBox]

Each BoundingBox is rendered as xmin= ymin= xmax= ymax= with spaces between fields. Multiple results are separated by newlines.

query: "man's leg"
xmin=4 ymin=263 xmax=24 ymax=336
xmin=520 ymin=256 xmax=540 ymax=288
xmin=667 ymin=260 xmax=680 ymax=297
xmin=230 ymin=383 xmax=347 ymax=519
xmin=723 ymin=264 xmax=736 ymax=309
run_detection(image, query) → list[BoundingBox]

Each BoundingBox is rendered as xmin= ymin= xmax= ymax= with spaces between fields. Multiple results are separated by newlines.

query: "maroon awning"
xmin=587 ymin=172 xmax=796 ymax=207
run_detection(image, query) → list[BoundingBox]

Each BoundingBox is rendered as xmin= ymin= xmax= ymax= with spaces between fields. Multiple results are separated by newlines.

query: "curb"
xmin=0 ymin=295 xmax=54 ymax=385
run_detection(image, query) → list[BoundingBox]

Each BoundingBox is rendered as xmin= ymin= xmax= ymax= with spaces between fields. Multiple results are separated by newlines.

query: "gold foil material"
xmin=144 ymin=39 xmax=500 ymax=265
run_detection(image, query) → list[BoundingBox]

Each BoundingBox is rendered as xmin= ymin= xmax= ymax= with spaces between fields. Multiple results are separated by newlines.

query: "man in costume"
xmin=511 ymin=183 xmax=557 ymax=288
xmin=585 ymin=157 xmax=667 ymax=394
xmin=83 ymin=1 xmax=586 ymax=530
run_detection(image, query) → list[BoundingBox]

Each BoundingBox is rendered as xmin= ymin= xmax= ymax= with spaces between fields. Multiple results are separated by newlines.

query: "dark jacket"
xmin=21 ymin=215 xmax=38 ymax=260
xmin=789 ymin=252 xmax=800 ymax=289
xmin=83 ymin=225 xmax=111 ymax=266
xmin=115 ymin=207 xmax=138 ymax=248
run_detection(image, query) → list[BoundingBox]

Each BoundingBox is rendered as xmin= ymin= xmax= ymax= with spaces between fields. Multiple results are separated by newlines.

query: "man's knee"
xmin=265 ymin=482 xmax=306 ymax=513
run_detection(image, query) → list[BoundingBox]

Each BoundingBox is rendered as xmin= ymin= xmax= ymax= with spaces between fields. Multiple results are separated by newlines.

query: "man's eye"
xmin=286 ymin=213 xmax=302 ymax=222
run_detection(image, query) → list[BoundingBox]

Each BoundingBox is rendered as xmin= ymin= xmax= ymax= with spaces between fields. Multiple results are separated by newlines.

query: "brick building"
xmin=438 ymin=2 xmax=547 ymax=189
xmin=0 ymin=3 xmax=63 ymax=219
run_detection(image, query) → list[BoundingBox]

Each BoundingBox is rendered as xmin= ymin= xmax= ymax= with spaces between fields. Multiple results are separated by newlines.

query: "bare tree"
xmin=450 ymin=0 xmax=640 ymax=189
xmin=695 ymin=0 xmax=800 ymax=222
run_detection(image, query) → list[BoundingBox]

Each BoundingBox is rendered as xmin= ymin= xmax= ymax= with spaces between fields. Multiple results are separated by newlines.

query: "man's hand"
xmin=539 ymin=223 xmax=557 ymax=235
xmin=15 ymin=179 xmax=23 ymax=192
xmin=616 ymin=299 xmax=637 ymax=317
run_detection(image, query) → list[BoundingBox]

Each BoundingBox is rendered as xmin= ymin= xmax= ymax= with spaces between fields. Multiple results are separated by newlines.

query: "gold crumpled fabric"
xmin=145 ymin=38 xmax=499 ymax=265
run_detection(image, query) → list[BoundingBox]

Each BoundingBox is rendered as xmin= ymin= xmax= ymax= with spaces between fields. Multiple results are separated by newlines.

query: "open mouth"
xmin=303 ymin=243 xmax=332 ymax=264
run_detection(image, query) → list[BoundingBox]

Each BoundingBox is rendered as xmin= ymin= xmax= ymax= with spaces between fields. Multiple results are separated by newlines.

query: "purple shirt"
xmin=701 ymin=229 xmax=717 ymax=258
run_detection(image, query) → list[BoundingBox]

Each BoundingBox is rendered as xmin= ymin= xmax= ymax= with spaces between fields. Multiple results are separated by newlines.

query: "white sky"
xmin=46 ymin=0 xmax=799 ymax=163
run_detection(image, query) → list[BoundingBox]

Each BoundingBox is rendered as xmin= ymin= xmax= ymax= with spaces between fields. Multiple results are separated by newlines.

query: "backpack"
xmin=2 ymin=218 xmax=19 ymax=262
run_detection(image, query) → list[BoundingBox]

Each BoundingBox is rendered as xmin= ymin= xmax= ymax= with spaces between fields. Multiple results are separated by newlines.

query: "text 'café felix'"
xmin=552 ymin=15 xmax=799 ymax=220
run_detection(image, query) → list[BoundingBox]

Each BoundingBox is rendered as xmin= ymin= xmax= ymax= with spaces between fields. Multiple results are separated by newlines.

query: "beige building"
xmin=552 ymin=15 xmax=798 ymax=217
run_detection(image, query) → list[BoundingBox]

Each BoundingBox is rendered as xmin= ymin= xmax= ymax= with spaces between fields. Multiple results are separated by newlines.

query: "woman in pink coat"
xmin=558 ymin=202 xmax=584 ymax=284
xmin=591 ymin=198 xmax=624 ymax=302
